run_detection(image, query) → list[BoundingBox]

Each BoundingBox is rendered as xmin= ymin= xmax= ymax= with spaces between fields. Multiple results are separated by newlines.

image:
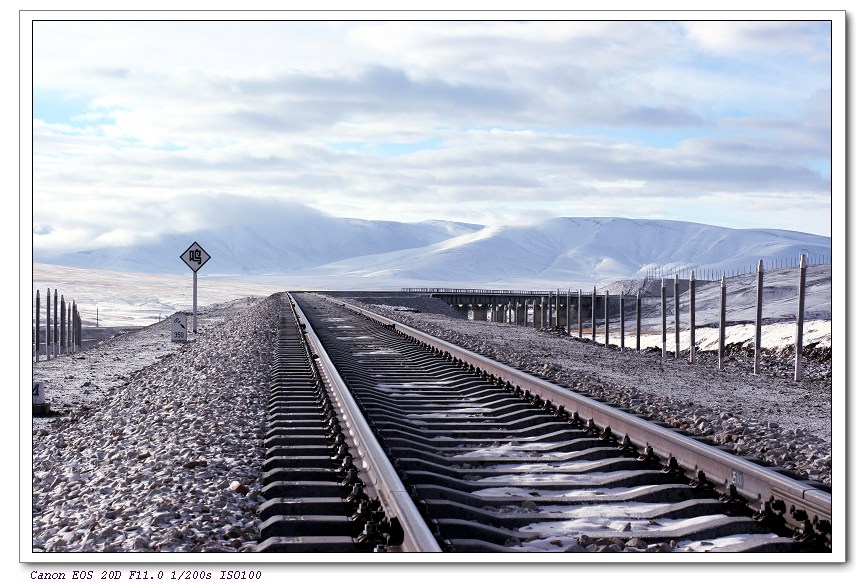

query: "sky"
xmin=27 ymin=15 xmax=837 ymax=255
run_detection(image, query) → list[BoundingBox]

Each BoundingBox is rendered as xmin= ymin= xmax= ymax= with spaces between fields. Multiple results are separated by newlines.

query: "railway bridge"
xmin=402 ymin=288 xmax=607 ymax=329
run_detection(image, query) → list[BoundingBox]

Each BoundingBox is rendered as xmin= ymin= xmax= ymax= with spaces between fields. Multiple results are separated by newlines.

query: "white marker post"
xmin=33 ymin=381 xmax=49 ymax=416
xmin=171 ymin=313 xmax=188 ymax=343
xmin=180 ymin=242 xmax=211 ymax=334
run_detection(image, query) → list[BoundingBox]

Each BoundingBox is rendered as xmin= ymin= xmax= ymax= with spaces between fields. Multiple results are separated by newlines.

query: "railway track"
xmin=256 ymin=292 xmax=831 ymax=553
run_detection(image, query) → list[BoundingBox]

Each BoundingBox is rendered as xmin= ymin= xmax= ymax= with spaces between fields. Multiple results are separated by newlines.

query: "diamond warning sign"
xmin=180 ymin=241 xmax=211 ymax=272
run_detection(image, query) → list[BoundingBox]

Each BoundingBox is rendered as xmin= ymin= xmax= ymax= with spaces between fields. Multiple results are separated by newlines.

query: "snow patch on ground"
xmin=611 ymin=319 xmax=831 ymax=352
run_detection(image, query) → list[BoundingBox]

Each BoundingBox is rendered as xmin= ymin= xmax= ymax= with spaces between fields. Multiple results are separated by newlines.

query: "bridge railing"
xmin=402 ymin=288 xmax=551 ymax=295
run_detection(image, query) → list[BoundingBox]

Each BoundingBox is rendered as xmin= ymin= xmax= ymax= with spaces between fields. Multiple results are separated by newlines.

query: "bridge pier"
xmin=554 ymin=293 xmax=566 ymax=330
xmin=515 ymin=302 xmax=526 ymax=326
xmin=453 ymin=304 xmax=471 ymax=320
xmin=428 ymin=290 xmax=604 ymax=331
xmin=577 ymin=290 xmax=584 ymax=337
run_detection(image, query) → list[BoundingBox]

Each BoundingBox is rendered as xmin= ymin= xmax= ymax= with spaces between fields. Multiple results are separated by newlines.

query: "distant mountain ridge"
xmin=35 ymin=212 xmax=831 ymax=289
xmin=36 ymin=212 xmax=483 ymax=276
xmin=303 ymin=217 xmax=830 ymax=287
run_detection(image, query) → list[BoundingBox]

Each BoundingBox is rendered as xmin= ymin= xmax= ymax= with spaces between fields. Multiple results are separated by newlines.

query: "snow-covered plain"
xmin=626 ymin=320 xmax=831 ymax=353
xmin=32 ymin=263 xmax=288 ymax=327
xmin=32 ymin=261 xmax=833 ymax=349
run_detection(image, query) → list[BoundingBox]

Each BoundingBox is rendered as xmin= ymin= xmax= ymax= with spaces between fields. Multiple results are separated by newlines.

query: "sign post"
xmin=180 ymin=242 xmax=211 ymax=334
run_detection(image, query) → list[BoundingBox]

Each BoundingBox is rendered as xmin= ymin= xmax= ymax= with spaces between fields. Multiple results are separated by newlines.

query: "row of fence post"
xmin=34 ymin=287 xmax=82 ymax=363
xmin=644 ymin=252 xmax=829 ymax=282
xmin=465 ymin=255 xmax=813 ymax=380
xmin=570 ymin=255 xmax=812 ymax=380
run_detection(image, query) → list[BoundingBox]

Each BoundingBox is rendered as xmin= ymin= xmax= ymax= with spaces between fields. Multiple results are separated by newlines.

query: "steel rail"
xmin=290 ymin=294 xmax=442 ymax=552
xmin=331 ymin=297 xmax=831 ymax=530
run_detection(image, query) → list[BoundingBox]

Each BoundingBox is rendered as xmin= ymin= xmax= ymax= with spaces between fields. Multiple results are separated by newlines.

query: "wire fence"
xmin=642 ymin=252 xmax=831 ymax=282
xmin=447 ymin=255 xmax=827 ymax=381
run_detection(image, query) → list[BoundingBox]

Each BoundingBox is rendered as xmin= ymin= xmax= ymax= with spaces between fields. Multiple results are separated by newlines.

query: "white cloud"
xmin=681 ymin=21 xmax=830 ymax=57
xmin=29 ymin=17 xmax=835 ymax=252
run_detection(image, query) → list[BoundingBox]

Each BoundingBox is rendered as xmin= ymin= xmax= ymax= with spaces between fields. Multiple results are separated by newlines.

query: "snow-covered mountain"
xmin=307 ymin=217 xmax=830 ymax=288
xmin=36 ymin=206 xmax=483 ymax=276
xmin=35 ymin=213 xmax=831 ymax=289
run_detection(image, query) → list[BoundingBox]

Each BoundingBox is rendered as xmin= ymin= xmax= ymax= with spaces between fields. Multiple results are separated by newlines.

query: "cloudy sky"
xmin=29 ymin=16 xmax=836 ymax=253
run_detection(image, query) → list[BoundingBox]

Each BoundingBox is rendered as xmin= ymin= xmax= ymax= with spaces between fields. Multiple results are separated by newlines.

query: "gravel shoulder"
xmin=30 ymin=295 xmax=279 ymax=553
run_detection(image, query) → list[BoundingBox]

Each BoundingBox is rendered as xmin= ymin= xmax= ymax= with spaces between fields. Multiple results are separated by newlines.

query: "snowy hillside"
xmin=36 ymin=204 xmax=483 ymax=276
xmin=307 ymin=217 xmax=831 ymax=289
xmin=34 ymin=211 xmax=830 ymax=290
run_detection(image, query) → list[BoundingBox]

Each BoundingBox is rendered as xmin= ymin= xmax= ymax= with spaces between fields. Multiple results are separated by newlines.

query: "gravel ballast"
xmin=31 ymin=295 xmax=278 ymax=553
